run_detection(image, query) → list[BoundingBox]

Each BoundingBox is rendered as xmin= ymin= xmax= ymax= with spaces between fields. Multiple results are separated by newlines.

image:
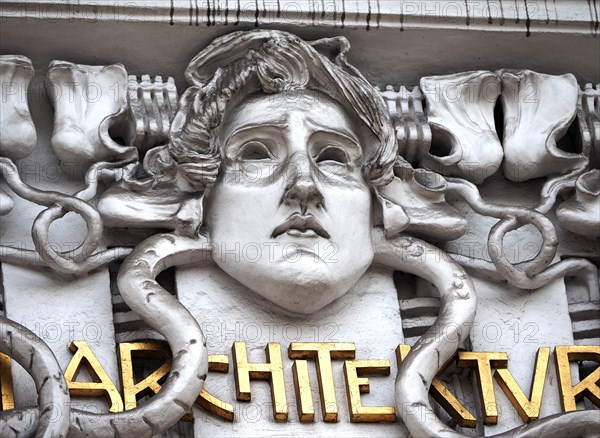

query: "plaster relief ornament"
xmin=0 ymin=55 xmax=36 ymax=216
xmin=582 ymin=83 xmax=600 ymax=168
xmin=100 ymin=30 xmax=466 ymax=315
xmin=498 ymin=70 xmax=586 ymax=182
xmin=419 ymin=71 xmax=503 ymax=184
xmin=0 ymin=188 xmax=13 ymax=216
xmin=0 ymin=55 xmax=37 ymax=161
xmin=46 ymin=61 xmax=133 ymax=170
xmin=1 ymin=30 xmax=599 ymax=438
xmin=378 ymin=85 xmax=431 ymax=166
xmin=99 ymin=30 xmax=596 ymax=437
xmin=557 ymin=169 xmax=600 ymax=236
xmin=205 ymin=90 xmax=376 ymax=314
xmin=0 ymin=59 xmax=140 ymax=272
xmin=127 ymin=75 xmax=179 ymax=152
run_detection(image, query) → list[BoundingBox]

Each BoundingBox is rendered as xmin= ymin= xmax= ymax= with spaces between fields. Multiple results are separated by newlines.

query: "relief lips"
xmin=271 ymin=213 xmax=330 ymax=239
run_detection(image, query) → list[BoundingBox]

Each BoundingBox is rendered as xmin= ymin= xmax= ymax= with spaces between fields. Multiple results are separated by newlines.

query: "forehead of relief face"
xmin=216 ymin=89 xmax=379 ymax=167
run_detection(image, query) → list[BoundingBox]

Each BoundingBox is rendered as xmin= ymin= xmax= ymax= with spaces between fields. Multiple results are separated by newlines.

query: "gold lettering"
xmin=288 ymin=342 xmax=355 ymax=422
xmin=0 ymin=353 xmax=15 ymax=411
xmin=118 ymin=342 xmax=171 ymax=411
xmin=343 ymin=359 xmax=396 ymax=422
xmin=196 ymin=354 xmax=235 ymax=421
xmin=555 ymin=345 xmax=600 ymax=412
xmin=233 ymin=342 xmax=288 ymax=421
xmin=292 ymin=360 xmax=315 ymax=422
xmin=65 ymin=341 xmax=123 ymax=412
xmin=396 ymin=345 xmax=476 ymax=428
xmin=493 ymin=347 xmax=550 ymax=422
xmin=120 ymin=343 xmax=233 ymax=421
xmin=457 ymin=351 xmax=508 ymax=424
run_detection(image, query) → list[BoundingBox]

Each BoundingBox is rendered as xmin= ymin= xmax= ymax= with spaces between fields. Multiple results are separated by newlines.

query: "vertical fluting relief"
xmin=379 ymin=85 xmax=431 ymax=166
xmin=126 ymin=74 xmax=179 ymax=153
xmin=420 ymin=71 xmax=502 ymax=184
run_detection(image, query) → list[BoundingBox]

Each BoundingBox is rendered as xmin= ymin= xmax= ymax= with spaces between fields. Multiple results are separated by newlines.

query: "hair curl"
xmin=168 ymin=30 xmax=397 ymax=192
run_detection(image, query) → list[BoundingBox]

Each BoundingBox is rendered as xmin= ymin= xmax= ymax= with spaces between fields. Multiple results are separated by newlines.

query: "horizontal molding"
xmin=1 ymin=0 xmax=599 ymax=35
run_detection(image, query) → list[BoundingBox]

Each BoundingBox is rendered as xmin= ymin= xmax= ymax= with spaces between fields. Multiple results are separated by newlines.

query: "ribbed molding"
xmin=1 ymin=0 xmax=599 ymax=34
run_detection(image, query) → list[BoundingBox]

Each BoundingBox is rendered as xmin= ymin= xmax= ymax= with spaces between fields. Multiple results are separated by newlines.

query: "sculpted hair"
xmin=168 ymin=30 xmax=397 ymax=192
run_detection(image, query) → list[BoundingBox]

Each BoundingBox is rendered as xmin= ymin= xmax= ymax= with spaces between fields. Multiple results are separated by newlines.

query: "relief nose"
xmin=282 ymin=152 xmax=324 ymax=211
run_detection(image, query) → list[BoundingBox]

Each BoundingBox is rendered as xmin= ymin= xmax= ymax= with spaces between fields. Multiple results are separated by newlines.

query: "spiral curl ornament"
xmin=0 ymin=158 xmax=133 ymax=274
xmin=446 ymin=177 xmax=599 ymax=296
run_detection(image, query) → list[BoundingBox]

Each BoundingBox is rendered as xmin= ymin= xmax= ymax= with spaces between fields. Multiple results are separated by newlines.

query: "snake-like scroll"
xmin=0 ymin=316 xmax=71 ymax=438
xmin=0 ymin=158 xmax=133 ymax=274
xmin=374 ymin=229 xmax=599 ymax=437
xmin=0 ymin=233 xmax=209 ymax=437
xmin=447 ymin=178 xmax=599 ymax=296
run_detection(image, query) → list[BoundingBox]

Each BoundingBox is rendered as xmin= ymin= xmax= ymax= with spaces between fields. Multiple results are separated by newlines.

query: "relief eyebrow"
xmin=304 ymin=118 xmax=360 ymax=145
xmin=225 ymin=121 xmax=288 ymax=140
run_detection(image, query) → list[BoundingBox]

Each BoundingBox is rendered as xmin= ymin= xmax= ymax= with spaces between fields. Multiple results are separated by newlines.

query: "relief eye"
xmin=238 ymin=141 xmax=274 ymax=160
xmin=314 ymin=145 xmax=348 ymax=165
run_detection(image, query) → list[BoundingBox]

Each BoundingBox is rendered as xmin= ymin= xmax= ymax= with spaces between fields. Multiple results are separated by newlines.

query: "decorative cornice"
xmin=1 ymin=0 xmax=599 ymax=35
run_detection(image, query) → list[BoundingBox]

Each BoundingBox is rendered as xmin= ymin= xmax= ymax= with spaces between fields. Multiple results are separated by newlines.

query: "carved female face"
xmin=205 ymin=91 xmax=374 ymax=314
